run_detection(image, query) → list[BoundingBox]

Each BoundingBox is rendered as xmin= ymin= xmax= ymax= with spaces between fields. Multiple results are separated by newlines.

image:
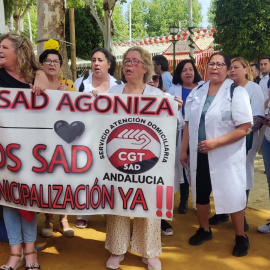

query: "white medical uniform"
xmin=185 ymin=79 xmax=253 ymax=214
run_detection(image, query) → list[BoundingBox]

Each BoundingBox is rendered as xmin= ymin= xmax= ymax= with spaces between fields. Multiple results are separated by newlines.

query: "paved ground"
xmin=248 ymin=154 xmax=269 ymax=213
xmin=0 ymin=154 xmax=269 ymax=270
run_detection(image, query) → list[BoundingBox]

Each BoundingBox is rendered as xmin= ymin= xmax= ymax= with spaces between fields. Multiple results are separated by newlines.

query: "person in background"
xmin=257 ymin=101 xmax=270 ymax=233
xmin=105 ymin=46 xmax=182 ymax=270
xmin=74 ymin=47 xmax=121 ymax=94
xmin=168 ymin=59 xmax=203 ymax=214
xmin=259 ymin=56 xmax=270 ymax=98
xmin=148 ymin=69 xmax=174 ymax=236
xmin=180 ymin=52 xmax=252 ymax=257
xmin=152 ymin=54 xmax=172 ymax=92
xmin=0 ymin=32 xmax=42 ymax=270
xmin=250 ymin=63 xmax=261 ymax=84
xmin=38 ymin=39 xmax=76 ymax=238
xmin=209 ymin=57 xmax=265 ymax=230
xmin=74 ymin=47 xmax=122 ymax=229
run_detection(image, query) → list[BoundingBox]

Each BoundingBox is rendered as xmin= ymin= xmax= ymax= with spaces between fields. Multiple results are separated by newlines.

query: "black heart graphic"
xmin=54 ymin=121 xmax=85 ymax=144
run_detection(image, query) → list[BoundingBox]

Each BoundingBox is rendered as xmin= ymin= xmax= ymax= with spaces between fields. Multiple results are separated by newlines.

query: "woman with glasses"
xmin=105 ymin=46 xmax=182 ymax=270
xmin=209 ymin=57 xmax=265 ymax=229
xmin=168 ymin=60 xmax=203 ymax=215
xmin=38 ymin=40 xmax=76 ymax=238
xmin=180 ymin=52 xmax=253 ymax=257
xmin=39 ymin=40 xmax=76 ymax=92
xmin=0 ymin=33 xmax=41 ymax=270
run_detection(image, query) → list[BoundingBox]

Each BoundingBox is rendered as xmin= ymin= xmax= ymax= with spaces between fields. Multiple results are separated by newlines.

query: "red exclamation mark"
xmin=166 ymin=186 xmax=173 ymax=218
xmin=156 ymin=185 xmax=163 ymax=217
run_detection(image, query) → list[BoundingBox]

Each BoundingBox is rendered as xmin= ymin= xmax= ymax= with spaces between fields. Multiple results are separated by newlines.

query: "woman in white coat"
xmin=209 ymin=57 xmax=265 ymax=229
xmin=168 ymin=59 xmax=203 ymax=214
xmin=180 ymin=52 xmax=253 ymax=257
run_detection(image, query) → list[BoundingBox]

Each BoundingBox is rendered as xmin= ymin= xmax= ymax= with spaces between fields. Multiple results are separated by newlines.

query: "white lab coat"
xmin=185 ymin=79 xmax=253 ymax=214
xmin=168 ymin=82 xmax=204 ymax=187
xmin=244 ymin=81 xmax=265 ymax=190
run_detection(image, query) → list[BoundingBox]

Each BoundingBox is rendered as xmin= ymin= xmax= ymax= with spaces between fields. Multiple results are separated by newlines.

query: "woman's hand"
xmin=174 ymin=96 xmax=183 ymax=110
xmin=30 ymin=84 xmax=46 ymax=95
xmin=198 ymin=138 xmax=218 ymax=153
xmin=58 ymin=83 xmax=68 ymax=91
xmin=180 ymin=151 xmax=188 ymax=167
xmin=262 ymin=119 xmax=270 ymax=127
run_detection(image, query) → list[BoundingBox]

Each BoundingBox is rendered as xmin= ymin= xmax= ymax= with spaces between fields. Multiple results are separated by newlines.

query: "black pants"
xmin=196 ymin=152 xmax=212 ymax=205
xmin=180 ymin=169 xmax=189 ymax=202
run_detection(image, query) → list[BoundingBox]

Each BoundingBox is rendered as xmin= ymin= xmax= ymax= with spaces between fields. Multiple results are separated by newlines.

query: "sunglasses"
xmin=152 ymin=75 xmax=160 ymax=82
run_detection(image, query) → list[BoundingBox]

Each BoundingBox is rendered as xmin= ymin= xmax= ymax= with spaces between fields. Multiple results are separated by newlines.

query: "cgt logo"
xmin=106 ymin=123 xmax=161 ymax=174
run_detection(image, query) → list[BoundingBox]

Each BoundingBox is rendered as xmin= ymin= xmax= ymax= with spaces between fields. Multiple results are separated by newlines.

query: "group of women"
xmin=0 ymin=32 xmax=268 ymax=270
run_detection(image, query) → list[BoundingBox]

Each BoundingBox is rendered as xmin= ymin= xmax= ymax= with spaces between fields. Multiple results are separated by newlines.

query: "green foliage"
xmin=125 ymin=0 xmax=149 ymax=40
xmin=65 ymin=5 xmax=103 ymax=60
xmin=213 ymin=0 xmax=270 ymax=61
xmin=125 ymin=0 xmax=203 ymax=39
xmin=207 ymin=0 xmax=216 ymax=27
xmin=112 ymin=3 xmax=129 ymax=41
xmin=4 ymin=0 xmax=15 ymax=23
xmin=21 ymin=5 xmax=37 ymax=44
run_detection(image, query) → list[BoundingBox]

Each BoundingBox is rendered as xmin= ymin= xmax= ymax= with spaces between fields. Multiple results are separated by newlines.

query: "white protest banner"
xmin=0 ymin=88 xmax=177 ymax=219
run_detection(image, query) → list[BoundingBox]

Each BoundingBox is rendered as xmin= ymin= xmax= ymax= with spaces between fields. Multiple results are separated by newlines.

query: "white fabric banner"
xmin=0 ymin=88 xmax=177 ymax=219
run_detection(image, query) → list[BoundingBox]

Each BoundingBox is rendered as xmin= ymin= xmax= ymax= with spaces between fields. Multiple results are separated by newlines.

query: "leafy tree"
xmin=126 ymin=0 xmax=149 ymax=40
xmin=207 ymin=0 xmax=216 ymax=27
xmin=83 ymin=0 xmax=127 ymax=51
xmin=112 ymin=2 xmax=129 ymax=42
xmin=145 ymin=0 xmax=203 ymax=37
xmin=65 ymin=5 xmax=103 ymax=60
xmin=213 ymin=0 xmax=270 ymax=60
xmin=22 ymin=4 xmax=37 ymax=42
xmin=13 ymin=0 xmax=35 ymax=33
xmin=4 ymin=0 xmax=14 ymax=23
xmin=3 ymin=0 xmax=34 ymax=33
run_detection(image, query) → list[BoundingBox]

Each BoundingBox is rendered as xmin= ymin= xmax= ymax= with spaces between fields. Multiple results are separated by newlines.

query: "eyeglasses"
xmin=152 ymin=75 xmax=160 ymax=82
xmin=207 ymin=62 xmax=227 ymax=69
xmin=123 ymin=58 xmax=144 ymax=66
xmin=44 ymin=59 xmax=61 ymax=65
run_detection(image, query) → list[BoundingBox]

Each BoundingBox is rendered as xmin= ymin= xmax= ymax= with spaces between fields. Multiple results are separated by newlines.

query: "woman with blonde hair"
xmin=105 ymin=46 xmax=182 ymax=270
xmin=0 ymin=32 xmax=42 ymax=270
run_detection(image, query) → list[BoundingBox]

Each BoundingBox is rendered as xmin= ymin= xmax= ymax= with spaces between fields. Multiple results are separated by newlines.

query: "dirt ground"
xmin=0 ymin=154 xmax=269 ymax=270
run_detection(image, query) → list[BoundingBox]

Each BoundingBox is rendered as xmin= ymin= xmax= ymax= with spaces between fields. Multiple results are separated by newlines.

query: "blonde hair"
xmin=123 ymin=46 xmax=154 ymax=83
xmin=0 ymin=33 xmax=39 ymax=83
xmin=231 ymin=57 xmax=253 ymax=81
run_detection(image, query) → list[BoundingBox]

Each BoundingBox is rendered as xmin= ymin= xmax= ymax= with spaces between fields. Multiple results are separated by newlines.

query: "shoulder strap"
xmin=197 ymin=81 xmax=207 ymax=90
xmin=79 ymin=74 xmax=89 ymax=92
xmin=230 ymin=83 xmax=238 ymax=99
xmin=115 ymin=78 xmax=122 ymax=85
xmin=267 ymin=75 xmax=270 ymax=88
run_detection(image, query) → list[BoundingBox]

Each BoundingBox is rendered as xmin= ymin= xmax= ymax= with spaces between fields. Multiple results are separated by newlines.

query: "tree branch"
xmin=84 ymin=0 xmax=104 ymax=30
xmin=19 ymin=0 xmax=34 ymax=21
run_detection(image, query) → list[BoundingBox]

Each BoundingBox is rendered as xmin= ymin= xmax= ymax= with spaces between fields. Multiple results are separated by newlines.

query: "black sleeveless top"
xmin=0 ymin=68 xmax=30 ymax=89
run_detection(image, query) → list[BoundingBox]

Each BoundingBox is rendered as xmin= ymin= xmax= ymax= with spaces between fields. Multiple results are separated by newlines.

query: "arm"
xmin=180 ymin=123 xmax=189 ymax=166
xmin=198 ymin=122 xmax=251 ymax=153
xmin=30 ymin=70 xmax=48 ymax=95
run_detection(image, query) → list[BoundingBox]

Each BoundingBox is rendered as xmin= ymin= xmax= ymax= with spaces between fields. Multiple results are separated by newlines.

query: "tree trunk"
xmin=37 ymin=0 xmax=71 ymax=79
xmin=84 ymin=0 xmax=117 ymax=52
xmin=13 ymin=0 xmax=33 ymax=34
